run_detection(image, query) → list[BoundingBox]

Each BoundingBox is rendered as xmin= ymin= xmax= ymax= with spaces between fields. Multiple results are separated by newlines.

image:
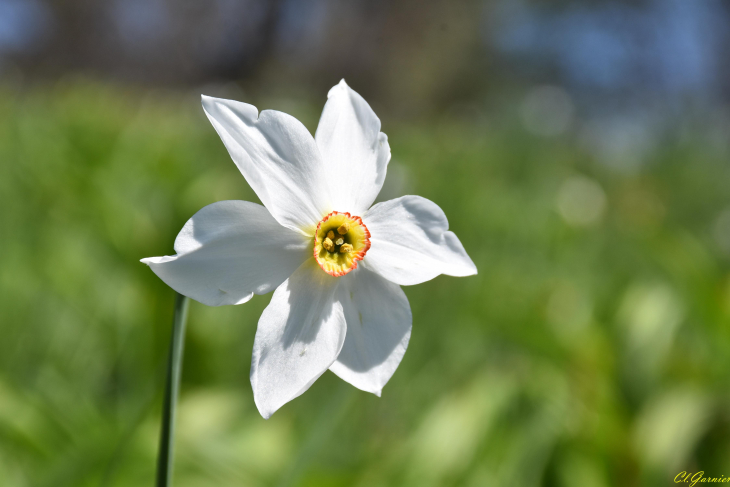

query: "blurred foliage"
xmin=1 ymin=80 xmax=730 ymax=487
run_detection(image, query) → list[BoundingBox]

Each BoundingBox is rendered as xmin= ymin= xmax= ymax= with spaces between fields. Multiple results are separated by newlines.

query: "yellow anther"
xmin=340 ymin=243 xmax=353 ymax=254
xmin=337 ymin=223 xmax=349 ymax=235
xmin=327 ymin=230 xmax=335 ymax=240
xmin=323 ymin=238 xmax=334 ymax=252
xmin=335 ymin=237 xmax=344 ymax=246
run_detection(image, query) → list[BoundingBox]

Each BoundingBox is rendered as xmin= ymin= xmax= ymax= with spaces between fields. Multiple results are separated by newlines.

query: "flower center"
xmin=313 ymin=211 xmax=371 ymax=276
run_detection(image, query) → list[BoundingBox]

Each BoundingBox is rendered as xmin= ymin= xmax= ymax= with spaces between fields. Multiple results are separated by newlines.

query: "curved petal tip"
xmin=327 ymin=78 xmax=350 ymax=98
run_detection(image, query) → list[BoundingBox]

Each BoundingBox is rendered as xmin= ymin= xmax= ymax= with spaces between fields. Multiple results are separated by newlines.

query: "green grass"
xmin=1 ymin=80 xmax=730 ymax=486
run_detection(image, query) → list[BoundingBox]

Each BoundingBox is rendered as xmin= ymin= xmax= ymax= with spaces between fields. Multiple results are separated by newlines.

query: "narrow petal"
xmin=314 ymin=79 xmax=391 ymax=216
xmin=141 ymin=201 xmax=310 ymax=306
xmin=202 ymin=95 xmax=331 ymax=234
xmin=251 ymin=260 xmax=346 ymax=419
xmin=329 ymin=267 xmax=412 ymax=396
xmin=362 ymin=195 xmax=477 ymax=286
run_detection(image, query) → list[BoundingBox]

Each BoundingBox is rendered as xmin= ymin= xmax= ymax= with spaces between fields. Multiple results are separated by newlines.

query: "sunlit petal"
xmin=330 ymin=267 xmax=411 ymax=395
xmin=141 ymin=201 xmax=309 ymax=306
xmin=251 ymin=260 xmax=346 ymax=419
xmin=363 ymin=195 xmax=477 ymax=285
xmin=202 ymin=95 xmax=331 ymax=234
xmin=315 ymin=79 xmax=390 ymax=216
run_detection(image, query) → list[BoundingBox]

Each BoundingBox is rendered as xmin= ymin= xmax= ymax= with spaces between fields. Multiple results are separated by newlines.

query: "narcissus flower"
xmin=142 ymin=80 xmax=477 ymax=418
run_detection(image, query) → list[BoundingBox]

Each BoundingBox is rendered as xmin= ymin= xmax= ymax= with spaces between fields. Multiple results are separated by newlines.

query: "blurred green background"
xmin=2 ymin=1 xmax=730 ymax=486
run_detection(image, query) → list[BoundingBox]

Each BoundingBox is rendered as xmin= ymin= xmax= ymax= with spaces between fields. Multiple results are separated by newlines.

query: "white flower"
xmin=142 ymin=80 xmax=477 ymax=419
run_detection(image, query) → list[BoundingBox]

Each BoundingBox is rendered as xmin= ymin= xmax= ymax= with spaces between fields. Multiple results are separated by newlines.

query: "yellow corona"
xmin=313 ymin=211 xmax=371 ymax=276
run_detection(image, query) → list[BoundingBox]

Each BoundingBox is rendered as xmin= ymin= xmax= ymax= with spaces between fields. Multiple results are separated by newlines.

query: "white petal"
xmin=329 ymin=267 xmax=412 ymax=396
xmin=314 ymin=79 xmax=391 ymax=216
xmin=141 ymin=201 xmax=310 ymax=306
xmin=250 ymin=260 xmax=346 ymax=419
xmin=202 ymin=95 xmax=331 ymax=234
xmin=362 ymin=195 xmax=477 ymax=286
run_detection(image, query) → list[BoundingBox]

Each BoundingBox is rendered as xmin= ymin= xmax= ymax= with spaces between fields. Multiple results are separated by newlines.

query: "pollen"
xmin=313 ymin=211 xmax=370 ymax=276
xmin=323 ymin=237 xmax=334 ymax=252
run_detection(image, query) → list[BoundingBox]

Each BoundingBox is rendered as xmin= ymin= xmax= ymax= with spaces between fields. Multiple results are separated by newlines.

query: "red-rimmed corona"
xmin=313 ymin=211 xmax=371 ymax=276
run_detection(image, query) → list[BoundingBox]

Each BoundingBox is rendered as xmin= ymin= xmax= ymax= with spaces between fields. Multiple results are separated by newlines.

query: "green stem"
xmin=156 ymin=292 xmax=189 ymax=487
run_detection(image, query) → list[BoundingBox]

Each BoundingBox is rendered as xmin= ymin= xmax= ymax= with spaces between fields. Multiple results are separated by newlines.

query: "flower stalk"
xmin=156 ymin=292 xmax=189 ymax=487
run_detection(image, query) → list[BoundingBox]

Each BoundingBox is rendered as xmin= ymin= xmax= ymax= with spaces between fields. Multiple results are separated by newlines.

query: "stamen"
xmin=323 ymin=237 xmax=334 ymax=252
xmin=337 ymin=223 xmax=349 ymax=235
xmin=327 ymin=230 xmax=335 ymax=240
xmin=340 ymin=243 xmax=353 ymax=254
xmin=335 ymin=237 xmax=344 ymax=246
